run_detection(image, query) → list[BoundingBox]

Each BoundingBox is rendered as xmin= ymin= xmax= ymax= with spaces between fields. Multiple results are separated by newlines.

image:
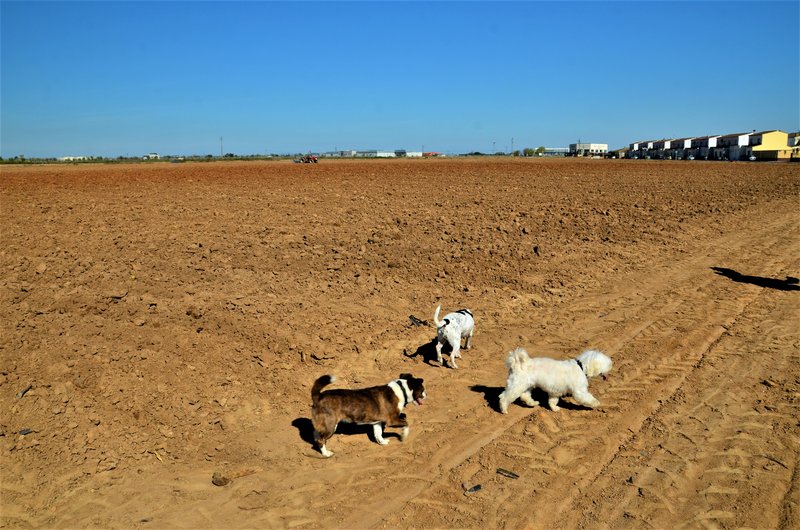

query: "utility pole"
xmin=220 ymin=137 xmax=223 ymax=157
xmin=511 ymin=137 xmax=514 ymax=154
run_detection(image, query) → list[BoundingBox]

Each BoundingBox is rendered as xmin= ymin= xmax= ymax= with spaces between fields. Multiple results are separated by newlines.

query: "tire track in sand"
xmin=572 ymin=271 xmax=799 ymax=529
xmin=366 ymin=209 xmax=798 ymax=529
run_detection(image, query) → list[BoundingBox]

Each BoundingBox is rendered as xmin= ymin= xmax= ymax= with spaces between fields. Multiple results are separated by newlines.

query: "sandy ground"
xmin=1 ymin=158 xmax=798 ymax=529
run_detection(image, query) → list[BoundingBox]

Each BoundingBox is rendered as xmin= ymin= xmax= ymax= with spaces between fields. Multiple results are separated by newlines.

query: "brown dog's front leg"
xmin=388 ymin=413 xmax=410 ymax=441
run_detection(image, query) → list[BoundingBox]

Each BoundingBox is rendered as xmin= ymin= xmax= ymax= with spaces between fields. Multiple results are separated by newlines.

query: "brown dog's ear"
xmin=399 ymin=373 xmax=413 ymax=381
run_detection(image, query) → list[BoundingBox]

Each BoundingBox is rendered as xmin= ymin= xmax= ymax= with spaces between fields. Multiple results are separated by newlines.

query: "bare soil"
xmin=1 ymin=158 xmax=798 ymax=529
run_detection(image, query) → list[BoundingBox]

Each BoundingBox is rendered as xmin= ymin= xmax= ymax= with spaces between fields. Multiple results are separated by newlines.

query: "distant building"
xmin=542 ymin=147 xmax=568 ymax=157
xmin=609 ymin=148 xmax=629 ymax=159
xmin=641 ymin=138 xmax=695 ymax=160
xmin=352 ymin=150 xmax=396 ymax=158
xmin=628 ymin=140 xmax=648 ymax=158
xmin=394 ymin=149 xmax=423 ymax=158
xmin=628 ymin=130 xmax=795 ymax=160
xmin=142 ymin=153 xmax=160 ymax=160
xmin=791 ymin=132 xmax=800 ymax=160
xmin=664 ymin=138 xmax=694 ymax=159
xmin=569 ymin=143 xmax=608 ymax=157
xmin=690 ymin=135 xmax=721 ymax=160
xmin=750 ymin=130 xmax=795 ymax=160
xmin=57 ymin=156 xmax=87 ymax=162
xmin=319 ymin=149 xmax=428 ymax=158
xmin=715 ymin=132 xmax=753 ymax=160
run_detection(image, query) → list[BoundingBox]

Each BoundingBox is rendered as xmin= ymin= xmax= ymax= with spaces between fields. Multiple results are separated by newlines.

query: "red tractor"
xmin=294 ymin=154 xmax=318 ymax=163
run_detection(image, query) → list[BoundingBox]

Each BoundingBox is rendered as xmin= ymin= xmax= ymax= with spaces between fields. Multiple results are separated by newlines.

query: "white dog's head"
xmin=575 ymin=349 xmax=613 ymax=379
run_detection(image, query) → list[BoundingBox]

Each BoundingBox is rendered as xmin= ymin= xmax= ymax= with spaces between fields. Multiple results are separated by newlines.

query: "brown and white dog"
xmin=310 ymin=373 xmax=426 ymax=457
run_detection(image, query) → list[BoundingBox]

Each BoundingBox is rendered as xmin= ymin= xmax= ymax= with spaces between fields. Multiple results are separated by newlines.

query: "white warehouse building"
xmin=569 ymin=143 xmax=608 ymax=156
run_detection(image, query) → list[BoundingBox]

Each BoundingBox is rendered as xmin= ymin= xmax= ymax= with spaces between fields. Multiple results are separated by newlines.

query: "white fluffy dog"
xmin=498 ymin=347 xmax=612 ymax=413
xmin=433 ymin=304 xmax=474 ymax=369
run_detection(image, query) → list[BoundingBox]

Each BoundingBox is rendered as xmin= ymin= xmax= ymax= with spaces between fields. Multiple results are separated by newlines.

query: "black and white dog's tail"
xmin=505 ymin=347 xmax=530 ymax=372
xmin=433 ymin=304 xmax=445 ymax=328
xmin=311 ymin=375 xmax=336 ymax=404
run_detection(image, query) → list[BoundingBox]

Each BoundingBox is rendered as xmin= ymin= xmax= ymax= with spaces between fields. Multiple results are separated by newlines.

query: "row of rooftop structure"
xmin=320 ymin=150 xmax=443 ymax=158
xmin=322 ymin=145 xmax=613 ymax=158
xmin=627 ymin=130 xmax=799 ymax=161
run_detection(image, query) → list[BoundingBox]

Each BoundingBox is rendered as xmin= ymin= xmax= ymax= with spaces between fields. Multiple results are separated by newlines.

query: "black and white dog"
xmin=310 ymin=374 xmax=426 ymax=457
xmin=433 ymin=304 xmax=475 ymax=369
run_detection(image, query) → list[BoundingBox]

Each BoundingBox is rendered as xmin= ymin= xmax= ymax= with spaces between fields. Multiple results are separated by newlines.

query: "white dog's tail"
xmin=505 ymin=347 xmax=530 ymax=372
xmin=433 ymin=304 xmax=444 ymax=328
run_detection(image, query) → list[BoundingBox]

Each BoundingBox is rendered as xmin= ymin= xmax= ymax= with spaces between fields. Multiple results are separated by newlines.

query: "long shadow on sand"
xmin=712 ymin=267 xmax=799 ymax=291
xmin=470 ymin=385 xmax=595 ymax=413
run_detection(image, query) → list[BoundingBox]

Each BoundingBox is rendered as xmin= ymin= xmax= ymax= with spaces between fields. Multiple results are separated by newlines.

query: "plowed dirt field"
xmin=2 ymin=158 xmax=798 ymax=529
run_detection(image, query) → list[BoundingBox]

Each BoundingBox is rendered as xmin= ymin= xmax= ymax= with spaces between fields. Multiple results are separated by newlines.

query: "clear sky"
xmin=1 ymin=1 xmax=798 ymax=158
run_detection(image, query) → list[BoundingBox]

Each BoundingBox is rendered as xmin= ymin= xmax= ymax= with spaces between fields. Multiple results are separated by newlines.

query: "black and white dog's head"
xmin=391 ymin=373 xmax=426 ymax=407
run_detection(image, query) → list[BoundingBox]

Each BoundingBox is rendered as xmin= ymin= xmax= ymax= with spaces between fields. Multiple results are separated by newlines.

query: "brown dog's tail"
xmin=505 ymin=347 xmax=530 ymax=373
xmin=311 ymin=375 xmax=336 ymax=404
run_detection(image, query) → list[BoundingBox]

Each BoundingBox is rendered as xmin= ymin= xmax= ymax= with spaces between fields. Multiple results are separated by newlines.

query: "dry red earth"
xmin=1 ymin=158 xmax=798 ymax=529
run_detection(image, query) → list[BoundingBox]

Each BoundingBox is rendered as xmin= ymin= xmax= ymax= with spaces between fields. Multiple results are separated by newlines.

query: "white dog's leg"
xmin=449 ymin=343 xmax=460 ymax=368
xmin=498 ymin=387 xmax=525 ymax=413
xmin=498 ymin=391 xmax=510 ymax=413
xmin=400 ymin=426 xmax=409 ymax=441
xmin=435 ymin=340 xmax=444 ymax=365
xmin=572 ymin=389 xmax=600 ymax=409
xmin=519 ymin=390 xmax=539 ymax=408
xmin=373 ymin=423 xmax=389 ymax=445
xmin=465 ymin=330 xmax=473 ymax=350
xmin=547 ymin=396 xmax=561 ymax=411
xmin=319 ymin=443 xmax=333 ymax=458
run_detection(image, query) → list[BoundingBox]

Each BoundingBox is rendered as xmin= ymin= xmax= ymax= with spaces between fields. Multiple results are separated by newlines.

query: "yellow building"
xmin=751 ymin=130 xmax=794 ymax=160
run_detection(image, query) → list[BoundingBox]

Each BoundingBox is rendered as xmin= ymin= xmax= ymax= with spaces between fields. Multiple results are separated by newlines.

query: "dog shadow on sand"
xmin=711 ymin=267 xmax=800 ymax=291
xmin=470 ymin=385 xmax=594 ymax=413
xmin=291 ymin=418 xmax=402 ymax=450
xmin=291 ymin=418 xmax=317 ymax=446
xmin=404 ymin=338 xmax=447 ymax=367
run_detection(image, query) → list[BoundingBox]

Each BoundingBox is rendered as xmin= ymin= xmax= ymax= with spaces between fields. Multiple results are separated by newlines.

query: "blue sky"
xmin=2 ymin=1 xmax=798 ymax=158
